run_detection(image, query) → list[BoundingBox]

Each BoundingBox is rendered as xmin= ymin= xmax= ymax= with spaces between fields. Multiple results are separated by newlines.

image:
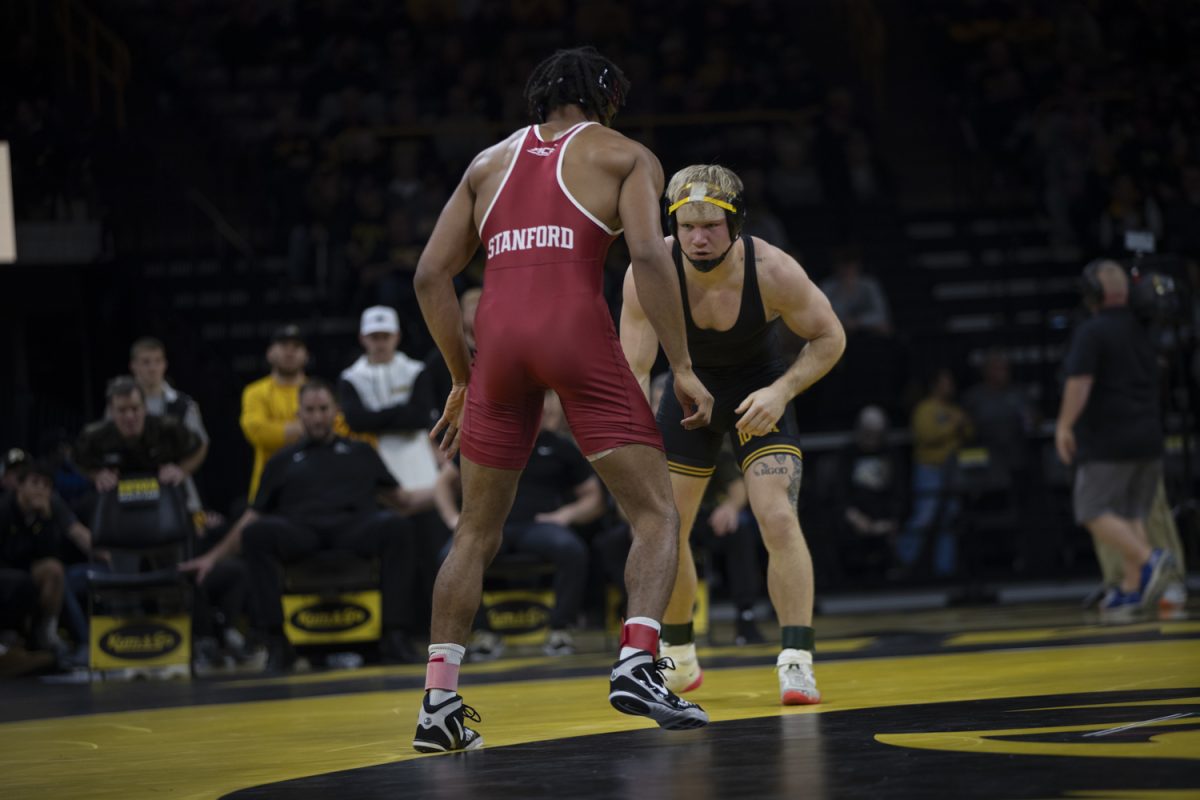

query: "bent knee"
xmin=755 ymin=508 xmax=801 ymax=544
xmin=31 ymin=558 xmax=65 ymax=582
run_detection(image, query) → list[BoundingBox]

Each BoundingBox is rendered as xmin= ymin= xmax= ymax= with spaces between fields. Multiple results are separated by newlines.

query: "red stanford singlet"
xmin=462 ymin=122 xmax=661 ymax=468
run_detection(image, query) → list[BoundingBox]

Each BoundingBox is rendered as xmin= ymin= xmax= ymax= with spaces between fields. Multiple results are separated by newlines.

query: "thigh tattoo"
xmin=750 ymin=454 xmax=804 ymax=507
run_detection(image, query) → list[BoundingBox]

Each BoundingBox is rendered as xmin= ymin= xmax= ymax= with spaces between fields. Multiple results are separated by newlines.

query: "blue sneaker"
xmin=1098 ymin=587 xmax=1141 ymax=622
xmin=1137 ymin=549 xmax=1175 ymax=609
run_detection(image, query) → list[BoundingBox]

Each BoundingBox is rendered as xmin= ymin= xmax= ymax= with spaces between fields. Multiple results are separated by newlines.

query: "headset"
xmin=664 ymin=182 xmax=747 ymax=240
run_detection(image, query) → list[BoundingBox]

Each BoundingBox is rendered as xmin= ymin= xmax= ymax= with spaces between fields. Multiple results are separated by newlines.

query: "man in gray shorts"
xmin=1055 ymin=259 xmax=1176 ymax=617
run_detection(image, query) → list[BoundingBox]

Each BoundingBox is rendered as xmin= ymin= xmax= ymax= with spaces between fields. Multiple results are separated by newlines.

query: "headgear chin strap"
xmin=684 ymin=240 xmax=737 ymax=273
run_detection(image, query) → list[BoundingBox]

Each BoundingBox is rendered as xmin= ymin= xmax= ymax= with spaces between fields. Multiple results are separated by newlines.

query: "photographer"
xmin=1055 ymin=260 xmax=1178 ymax=617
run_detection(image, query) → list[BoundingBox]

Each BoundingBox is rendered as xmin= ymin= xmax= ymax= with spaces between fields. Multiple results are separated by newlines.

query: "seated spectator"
xmin=961 ymin=350 xmax=1036 ymax=475
xmin=896 ymin=368 xmax=974 ymax=578
xmin=819 ymin=245 xmax=892 ymax=337
xmin=433 ymin=391 xmax=601 ymax=659
xmin=830 ymin=406 xmax=904 ymax=581
xmin=1 ymin=448 xmax=31 ymax=495
xmin=32 ymin=429 xmax=91 ymax=508
xmin=181 ymin=379 xmax=426 ymax=672
xmin=3 ymin=448 xmax=100 ymax=663
xmin=0 ymin=568 xmax=53 ymax=676
xmin=75 ymin=377 xmax=204 ymax=496
xmin=0 ymin=461 xmax=80 ymax=657
xmin=1097 ymin=173 xmax=1163 ymax=255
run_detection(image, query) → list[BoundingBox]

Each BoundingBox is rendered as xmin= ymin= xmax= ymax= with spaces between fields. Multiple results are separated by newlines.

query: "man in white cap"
xmin=339 ymin=306 xmax=439 ymax=495
xmin=339 ymin=306 xmax=444 ymax=649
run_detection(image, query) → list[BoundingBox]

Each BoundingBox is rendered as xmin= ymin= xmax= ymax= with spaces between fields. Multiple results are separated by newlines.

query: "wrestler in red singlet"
xmin=462 ymin=121 xmax=662 ymax=469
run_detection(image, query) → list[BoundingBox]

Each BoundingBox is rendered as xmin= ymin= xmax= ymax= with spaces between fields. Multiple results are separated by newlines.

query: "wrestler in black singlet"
xmin=656 ymin=235 xmax=803 ymax=477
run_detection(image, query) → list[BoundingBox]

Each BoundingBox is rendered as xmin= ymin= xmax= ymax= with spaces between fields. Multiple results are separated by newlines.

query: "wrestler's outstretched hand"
xmin=673 ymin=368 xmax=713 ymax=430
xmin=431 ymin=383 xmax=468 ymax=457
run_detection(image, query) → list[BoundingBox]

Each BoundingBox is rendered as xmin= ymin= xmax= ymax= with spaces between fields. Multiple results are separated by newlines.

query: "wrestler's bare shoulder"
xmin=571 ymin=124 xmax=649 ymax=171
xmin=466 ymin=129 xmax=526 ymax=183
xmin=753 ymin=237 xmax=816 ymax=306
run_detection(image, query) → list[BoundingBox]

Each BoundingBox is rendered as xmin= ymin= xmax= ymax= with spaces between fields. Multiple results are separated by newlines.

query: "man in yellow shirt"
xmin=897 ymin=367 xmax=973 ymax=576
xmin=240 ymin=325 xmax=311 ymax=500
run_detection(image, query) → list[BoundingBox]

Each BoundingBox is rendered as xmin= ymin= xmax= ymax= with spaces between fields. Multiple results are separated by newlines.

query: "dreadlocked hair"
xmin=524 ymin=46 xmax=629 ymax=125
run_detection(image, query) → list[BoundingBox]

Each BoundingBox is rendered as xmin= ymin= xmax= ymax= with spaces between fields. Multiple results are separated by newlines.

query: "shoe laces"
xmin=461 ymin=704 xmax=482 ymax=724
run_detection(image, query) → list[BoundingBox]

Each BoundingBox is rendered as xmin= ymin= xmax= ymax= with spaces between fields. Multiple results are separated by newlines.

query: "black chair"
xmin=87 ymin=475 xmax=194 ymax=678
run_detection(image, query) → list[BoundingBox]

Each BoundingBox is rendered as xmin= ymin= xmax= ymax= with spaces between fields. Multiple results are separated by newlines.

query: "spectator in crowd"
xmin=896 ymin=368 xmax=973 ymax=577
xmin=961 ymin=349 xmax=1036 ymax=475
xmin=0 ymin=566 xmax=53 ymax=676
xmin=128 ymin=337 xmax=209 ymax=467
xmin=128 ymin=336 xmax=210 ymax=512
xmin=1097 ymin=173 xmax=1163 ymax=255
xmin=181 ymin=379 xmax=427 ymax=671
xmin=433 ymin=392 xmax=602 ymax=659
xmin=1 ymin=448 xmax=31 ymax=494
xmin=341 ymin=305 xmax=444 ymax=634
xmin=830 ymin=405 xmax=904 ymax=581
xmin=819 ymin=245 xmax=892 ymax=337
xmin=75 ymin=377 xmax=204 ymax=495
xmin=339 ymin=306 xmax=438 ymax=491
xmin=34 ymin=429 xmax=91 ymax=508
xmin=2 ymin=449 xmax=97 ymax=662
xmin=241 ymin=324 xmax=348 ymax=500
xmin=0 ymin=461 xmax=83 ymax=657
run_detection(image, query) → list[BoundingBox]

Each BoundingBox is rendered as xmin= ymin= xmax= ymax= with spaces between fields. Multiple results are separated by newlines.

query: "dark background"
xmin=1 ymin=0 xmax=1197 ymax=590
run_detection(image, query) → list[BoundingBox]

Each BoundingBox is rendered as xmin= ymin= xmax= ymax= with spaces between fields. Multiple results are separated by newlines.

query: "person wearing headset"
xmin=1056 ymin=259 xmax=1179 ymax=618
xmin=621 ymin=163 xmax=845 ymax=706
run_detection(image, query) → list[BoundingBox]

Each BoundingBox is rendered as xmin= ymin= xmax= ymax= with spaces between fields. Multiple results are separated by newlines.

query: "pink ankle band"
xmin=425 ymin=659 xmax=460 ymax=692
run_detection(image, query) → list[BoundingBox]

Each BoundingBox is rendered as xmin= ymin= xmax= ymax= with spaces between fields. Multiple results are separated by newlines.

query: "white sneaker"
xmin=1158 ymin=582 xmax=1188 ymax=619
xmin=466 ymin=631 xmax=505 ymax=663
xmin=659 ymin=642 xmax=703 ymax=693
xmin=777 ymin=649 xmax=820 ymax=706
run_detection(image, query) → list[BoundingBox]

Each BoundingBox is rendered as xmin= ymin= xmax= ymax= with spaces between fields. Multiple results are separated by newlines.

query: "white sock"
xmin=428 ymin=642 xmax=465 ymax=665
xmin=428 ymin=689 xmax=457 ymax=704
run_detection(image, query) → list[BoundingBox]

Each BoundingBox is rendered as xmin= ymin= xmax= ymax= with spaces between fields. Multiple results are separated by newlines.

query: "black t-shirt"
xmin=254 ymin=436 xmax=398 ymax=529
xmin=507 ymin=431 xmax=594 ymax=525
xmin=74 ymin=416 xmax=202 ymax=474
xmin=1063 ymin=307 xmax=1163 ymax=461
xmin=0 ymin=493 xmax=69 ymax=569
xmin=832 ymin=442 xmax=904 ymax=523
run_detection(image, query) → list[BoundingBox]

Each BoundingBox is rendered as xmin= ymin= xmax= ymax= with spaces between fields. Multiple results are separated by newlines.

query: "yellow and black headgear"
xmin=665 ymin=182 xmax=747 ymax=240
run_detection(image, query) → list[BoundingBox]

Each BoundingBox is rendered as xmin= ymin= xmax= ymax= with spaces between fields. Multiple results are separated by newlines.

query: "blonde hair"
xmin=666 ymin=164 xmax=743 ymax=208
